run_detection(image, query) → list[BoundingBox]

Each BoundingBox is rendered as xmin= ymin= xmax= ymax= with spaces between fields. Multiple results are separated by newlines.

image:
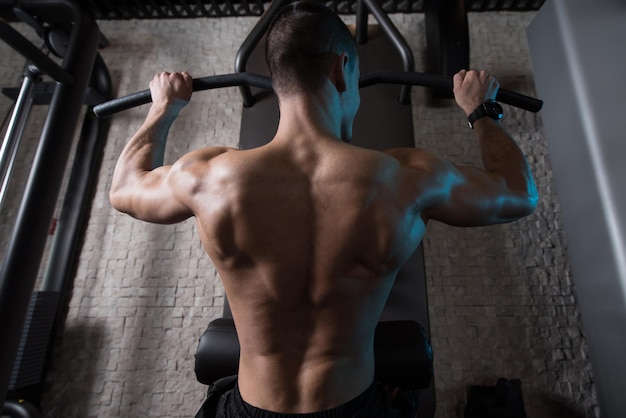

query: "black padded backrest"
xmin=374 ymin=320 xmax=433 ymax=389
xmin=195 ymin=318 xmax=433 ymax=389
xmin=194 ymin=318 xmax=239 ymax=384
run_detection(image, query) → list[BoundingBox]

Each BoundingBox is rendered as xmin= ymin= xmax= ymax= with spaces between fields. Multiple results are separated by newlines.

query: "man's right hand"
xmin=453 ymin=69 xmax=499 ymax=116
xmin=149 ymin=71 xmax=193 ymax=113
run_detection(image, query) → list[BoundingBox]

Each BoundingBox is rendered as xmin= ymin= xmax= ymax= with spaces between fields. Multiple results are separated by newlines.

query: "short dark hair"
xmin=265 ymin=0 xmax=357 ymax=96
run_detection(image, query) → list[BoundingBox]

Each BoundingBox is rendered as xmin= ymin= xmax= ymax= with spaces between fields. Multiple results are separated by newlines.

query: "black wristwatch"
xmin=467 ymin=100 xmax=503 ymax=129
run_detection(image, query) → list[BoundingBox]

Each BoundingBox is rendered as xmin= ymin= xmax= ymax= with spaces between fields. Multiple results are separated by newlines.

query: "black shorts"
xmin=196 ymin=376 xmax=418 ymax=418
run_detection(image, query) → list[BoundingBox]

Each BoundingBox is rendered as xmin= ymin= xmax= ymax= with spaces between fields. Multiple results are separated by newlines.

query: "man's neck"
xmin=273 ymin=87 xmax=345 ymax=144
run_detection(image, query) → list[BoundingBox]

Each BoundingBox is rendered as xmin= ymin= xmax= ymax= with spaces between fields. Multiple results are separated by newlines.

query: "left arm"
xmin=110 ymin=71 xmax=194 ymax=224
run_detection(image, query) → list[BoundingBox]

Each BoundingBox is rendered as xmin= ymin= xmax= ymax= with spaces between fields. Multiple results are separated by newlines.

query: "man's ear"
xmin=330 ymin=52 xmax=349 ymax=93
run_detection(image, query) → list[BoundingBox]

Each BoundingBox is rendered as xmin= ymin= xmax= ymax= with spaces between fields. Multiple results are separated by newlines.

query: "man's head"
xmin=265 ymin=0 xmax=359 ymax=97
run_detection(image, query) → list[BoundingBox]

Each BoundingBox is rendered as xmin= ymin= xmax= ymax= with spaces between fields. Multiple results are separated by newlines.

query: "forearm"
xmin=122 ymin=104 xmax=178 ymax=168
xmin=111 ymin=104 xmax=179 ymax=196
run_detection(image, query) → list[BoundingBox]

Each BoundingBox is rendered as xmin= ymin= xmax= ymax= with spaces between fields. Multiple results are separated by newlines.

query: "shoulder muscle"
xmin=168 ymin=146 xmax=235 ymax=200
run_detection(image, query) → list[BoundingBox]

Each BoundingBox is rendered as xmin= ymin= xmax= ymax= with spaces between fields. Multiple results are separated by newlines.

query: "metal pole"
xmin=361 ymin=0 xmax=415 ymax=104
xmin=0 ymin=67 xmax=39 ymax=212
xmin=0 ymin=0 xmax=101 ymax=407
xmin=355 ymin=0 xmax=369 ymax=44
xmin=234 ymin=0 xmax=287 ymax=107
xmin=41 ymin=54 xmax=112 ymax=293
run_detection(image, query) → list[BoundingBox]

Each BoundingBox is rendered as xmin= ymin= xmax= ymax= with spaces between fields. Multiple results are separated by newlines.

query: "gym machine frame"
xmin=0 ymin=1 xmax=111 ymax=415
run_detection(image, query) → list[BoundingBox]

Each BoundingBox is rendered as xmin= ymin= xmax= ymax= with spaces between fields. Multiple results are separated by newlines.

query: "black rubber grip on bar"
xmin=93 ymin=72 xmax=273 ymax=118
xmin=360 ymin=71 xmax=543 ymax=113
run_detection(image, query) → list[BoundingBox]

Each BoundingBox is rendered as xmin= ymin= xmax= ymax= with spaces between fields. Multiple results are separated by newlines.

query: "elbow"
xmin=109 ymin=188 xmax=122 ymax=212
xmin=523 ymin=179 xmax=540 ymax=216
xmin=522 ymin=193 xmax=539 ymax=217
xmin=515 ymin=190 xmax=539 ymax=219
xmin=109 ymin=169 xmax=136 ymax=214
xmin=109 ymin=171 xmax=123 ymax=211
xmin=510 ymin=175 xmax=539 ymax=219
xmin=499 ymin=190 xmax=538 ymax=223
xmin=528 ymin=189 xmax=540 ymax=213
xmin=109 ymin=185 xmax=129 ymax=214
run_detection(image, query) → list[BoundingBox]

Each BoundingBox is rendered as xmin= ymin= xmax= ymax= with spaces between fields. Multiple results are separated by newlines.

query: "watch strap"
xmin=467 ymin=100 xmax=502 ymax=129
xmin=467 ymin=104 xmax=488 ymax=129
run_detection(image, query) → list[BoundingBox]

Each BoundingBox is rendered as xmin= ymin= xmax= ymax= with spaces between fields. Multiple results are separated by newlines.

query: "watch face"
xmin=487 ymin=101 xmax=504 ymax=120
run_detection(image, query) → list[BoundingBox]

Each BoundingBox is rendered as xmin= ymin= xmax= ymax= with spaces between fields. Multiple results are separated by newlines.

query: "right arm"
xmin=389 ymin=70 xmax=538 ymax=227
xmin=109 ymin=71 xmax=232 ymax=224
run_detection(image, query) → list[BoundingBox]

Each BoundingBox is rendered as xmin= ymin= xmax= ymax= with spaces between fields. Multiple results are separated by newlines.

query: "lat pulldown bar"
xmin=93 ymin=71 xmax=543 ymax=119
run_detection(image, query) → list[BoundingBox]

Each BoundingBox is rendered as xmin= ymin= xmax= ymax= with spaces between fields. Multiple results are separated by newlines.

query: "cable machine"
xmin=0 ymin=1 xmax=111 ymax=415
xmin=1 ymin=0 xmax=543 ymax=416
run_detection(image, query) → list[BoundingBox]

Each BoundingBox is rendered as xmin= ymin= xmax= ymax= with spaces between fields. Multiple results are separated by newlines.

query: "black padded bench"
xmin=195 ymin=317 xmax=433 ymax=390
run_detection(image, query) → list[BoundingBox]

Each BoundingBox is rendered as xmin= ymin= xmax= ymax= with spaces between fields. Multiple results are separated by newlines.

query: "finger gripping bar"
xmin=93 ymin=71 xmax=542 ymax=118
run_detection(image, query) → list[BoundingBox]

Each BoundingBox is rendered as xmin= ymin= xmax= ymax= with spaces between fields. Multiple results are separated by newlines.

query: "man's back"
xmin=182 ymin=135 xmax=426 ymax=412
xmin=110 ymin=11 xmax=537 ymax=413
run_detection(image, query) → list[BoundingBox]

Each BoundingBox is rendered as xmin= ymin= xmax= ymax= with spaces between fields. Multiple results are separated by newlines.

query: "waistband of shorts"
xmin=230 ymin=381 xmax=377 ymax=418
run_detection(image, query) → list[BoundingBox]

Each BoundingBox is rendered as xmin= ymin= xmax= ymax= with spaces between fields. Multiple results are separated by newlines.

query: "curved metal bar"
xmin=360 ymin=0 xmax=415 ymax=105
xmin=232 ymin=0 xmax=416 ymax=106
xmin=233 ymin=0 xmax=288 ymax=107
xmin=94 ymin=71 xmax=542 ymax=118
